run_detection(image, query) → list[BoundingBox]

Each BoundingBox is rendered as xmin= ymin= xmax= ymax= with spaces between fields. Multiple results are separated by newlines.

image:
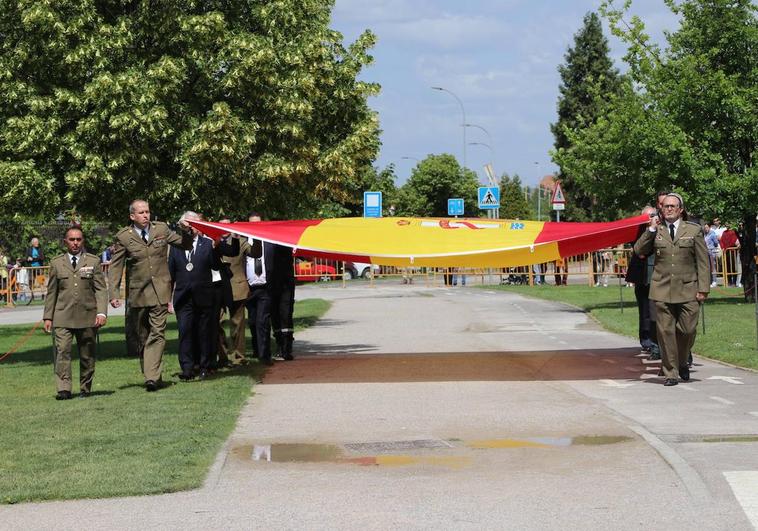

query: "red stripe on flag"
xmin=534 ymin=214 xmax=649 ymax=256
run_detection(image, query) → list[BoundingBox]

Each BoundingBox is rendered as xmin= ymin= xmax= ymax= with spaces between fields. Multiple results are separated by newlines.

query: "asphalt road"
xmin=2 ymin=282 xmax=757 ymax=530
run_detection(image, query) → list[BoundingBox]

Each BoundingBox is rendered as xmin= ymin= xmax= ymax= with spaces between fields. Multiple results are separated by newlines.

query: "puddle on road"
xmin=467 ymin=435 xmax=631 ymax=449
xmin=232 ymin=435 xmax=632 ymax=468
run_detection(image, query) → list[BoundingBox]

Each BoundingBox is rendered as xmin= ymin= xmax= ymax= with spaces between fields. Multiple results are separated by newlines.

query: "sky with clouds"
xmin=330 ymin=0 xmax=680 ymax=188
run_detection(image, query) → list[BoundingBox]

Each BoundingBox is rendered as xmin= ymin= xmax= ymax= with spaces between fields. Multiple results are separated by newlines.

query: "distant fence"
xmin=1 ymin=247 xmax=752 ymax=307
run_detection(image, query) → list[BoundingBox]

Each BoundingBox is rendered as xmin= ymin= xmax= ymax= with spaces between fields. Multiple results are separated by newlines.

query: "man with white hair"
xmin=633 ymin=192 xmax=710 ymax=386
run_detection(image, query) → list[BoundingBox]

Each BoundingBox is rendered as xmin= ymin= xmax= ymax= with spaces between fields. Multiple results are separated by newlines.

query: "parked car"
xmin=344 ymin=261 xmax=380 ymax=280
xmin=295 ymin=258 xmax=337 ymax=282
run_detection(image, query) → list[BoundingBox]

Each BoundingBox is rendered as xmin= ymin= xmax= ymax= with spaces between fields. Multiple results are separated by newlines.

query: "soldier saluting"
xmin=108 ymin=200 xmax=192 ymax=392
xmin=43 ymin=227 xmax=108 ymax=400
xmin=633 ymin=192 xmax=709 ymax=386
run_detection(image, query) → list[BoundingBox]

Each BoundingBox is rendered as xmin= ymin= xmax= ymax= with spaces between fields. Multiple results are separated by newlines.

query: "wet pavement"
xmin=2 ymin=282 xmax=758 ymax=530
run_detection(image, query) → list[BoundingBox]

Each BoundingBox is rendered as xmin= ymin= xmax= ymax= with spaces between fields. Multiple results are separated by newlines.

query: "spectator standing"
xmin=703 ymin=224 xmax=720 ymax=287
xmin=719 ymin=225 xmax=740 ymax=287
xmin=108 ymin=199 xmax=193 ymax=392
xmin=0 ymin=247 xmax=8 ymax=293
xmin=633 ymin=193 xmax=709 ymax=386
xmin=26 ymin=237 xmax=45 ymax=267
xmin=43 ymin=227 xmax=107 ymax=399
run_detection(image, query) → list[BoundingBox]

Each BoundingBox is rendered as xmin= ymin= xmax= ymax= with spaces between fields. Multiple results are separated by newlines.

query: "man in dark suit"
xmin=271 ymin=244 xmax=296 ymax=360
xmin=168 ymin=211 xmax=222 ymax=380
xmin=626 ymin=206 xmax=660 ymax=358
xmin=245 ymin=213 xmax=275 ymax=365
xmin=633 ymin=193 xmax=710 ymax=386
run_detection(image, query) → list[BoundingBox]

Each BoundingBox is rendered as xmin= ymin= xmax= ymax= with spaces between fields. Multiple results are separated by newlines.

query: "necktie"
xmin=255 ymin=257 xmax=263 ymax=276
xmin=141 ymin=229 xmax=148 ymax=243
xmin=669 ymin=223 xmax=675 ymax=240
xmin=71 ymin=256 xmax=77 ymax=269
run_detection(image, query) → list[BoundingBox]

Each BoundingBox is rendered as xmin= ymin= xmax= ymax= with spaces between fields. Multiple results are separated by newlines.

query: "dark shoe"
xmin=178 ymin=373 xmax=194 ymax=381
xmin=216 ymin=359 xmax=230 ymax=369
xmin=198 ymin=370 xmax=208 ymax=380
xmin=282 ymin=353 xmax=294 ymax=361
xmin=145 ymin=380 xmax=158 ymax=392
xmin=648 ymin=351 xmax=661 ymax=361
xmin=260 ymin=357 xmax=273 ymax=366
xmin=679 ymin=366 xmax=690 ymax=382
xmin=79 ymin=391 xmax=90 ymax=398
xmin=663 ymin=378 xmax=678 ymax=386
xmin=55 ymin=390 xmax=73 ymax=400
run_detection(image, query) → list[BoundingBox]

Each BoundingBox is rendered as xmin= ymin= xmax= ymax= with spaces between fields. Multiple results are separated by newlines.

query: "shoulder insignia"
xmin=85 ymin=252 xmax=99 ymax=260
xmin=685 ymin=221 xmax=701 ymax=226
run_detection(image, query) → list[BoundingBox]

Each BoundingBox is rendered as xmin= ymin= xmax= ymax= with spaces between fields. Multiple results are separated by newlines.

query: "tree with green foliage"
xmin=499 ymin=173 xmax=531 ymax=220
xmin=551 ymin=11 xmax=622 ymax=221
xmin=0 ymin=0 xmax=380 ymax=222
xmin=557 ymin=0 xmax=756 ymax=299
xmin=395 ymin=154 xmax=480 ymax=217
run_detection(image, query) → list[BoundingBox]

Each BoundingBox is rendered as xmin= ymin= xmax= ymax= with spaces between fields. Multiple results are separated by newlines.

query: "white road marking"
xmin=677 ymin=384 xmax=697 ymax=392
xmin=749 ymin=412 xmax=758 ymax=418
xmin=601 ymin=359 xmax=617 ymax=364
xmin=707 ymin=376 xmax=744 ymax=385
xmin=645 ymin=366 xmax=660 ymax=371
xmin=724 ymin=471 xmax=758 ymax=529
xmin=599 ymin=379 xmax=635 ymax=388
xmin=709 ymin=396 xmax=735 ymax=405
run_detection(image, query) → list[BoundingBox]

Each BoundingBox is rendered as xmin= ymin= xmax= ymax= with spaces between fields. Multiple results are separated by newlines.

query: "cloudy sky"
xmin=330 ymin=0 xmax=680 ymax=187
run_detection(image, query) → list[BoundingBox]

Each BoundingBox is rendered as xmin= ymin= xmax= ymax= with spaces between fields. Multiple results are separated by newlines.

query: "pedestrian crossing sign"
xmin=478 ymin=187 xmax=500 ymax=210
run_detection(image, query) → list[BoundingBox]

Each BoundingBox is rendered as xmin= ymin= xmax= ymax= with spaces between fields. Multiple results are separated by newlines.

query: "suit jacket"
xmin=44 ymin=253 xmax=108 ymax=328
xmin=168 ymin=236 xmax=221 ymax=307
xmin=108 ymin=221 xmax=192 ymax=307
xmin=633 ymin=220 xmax=710 ymax=304
xmin=217 ymin=236 xmax=247 ymax=305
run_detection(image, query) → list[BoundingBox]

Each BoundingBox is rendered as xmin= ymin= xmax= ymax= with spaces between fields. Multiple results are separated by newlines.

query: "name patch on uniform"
xmin=153 ymin=237 xmax=167 ymax=246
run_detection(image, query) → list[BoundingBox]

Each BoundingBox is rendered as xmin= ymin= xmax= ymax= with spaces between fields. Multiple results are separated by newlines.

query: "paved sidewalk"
xmin=2 ymin=283 xmax=757 ymax=530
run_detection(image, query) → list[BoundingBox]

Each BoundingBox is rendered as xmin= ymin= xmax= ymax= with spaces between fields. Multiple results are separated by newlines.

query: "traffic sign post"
xmin=448 ymin=198 xmax=464 ymax=217
xmin=551 ymin=182 xmax=566 ymax=222
xmin=478 ymin=186 xmax=500 ymax=210
xmin=363 ymin=191 xmax=382 ymax=218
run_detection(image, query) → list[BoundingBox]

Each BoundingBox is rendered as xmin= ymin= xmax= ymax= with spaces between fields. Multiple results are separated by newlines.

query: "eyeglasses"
xmin=661 ymin=204 xmax=680 ymax=210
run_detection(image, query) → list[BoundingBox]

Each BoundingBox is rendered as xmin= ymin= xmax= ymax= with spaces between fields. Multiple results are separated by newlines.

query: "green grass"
xmin=489 ymin=283 xmax=758 ymax=370
xmin=0 ymin=298 xmax=330 ymax=504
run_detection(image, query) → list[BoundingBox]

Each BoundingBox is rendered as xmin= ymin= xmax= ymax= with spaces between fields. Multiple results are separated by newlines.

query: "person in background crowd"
xmin=703 ymin=223 xmax=720 ymax=287
xmin=633 ymin=193 xmax=709 ymax=386
xmin=736 ymin=221 xmax=750 ymax=290
xmin=626 ymin=206 xmax=660 ymax=359
xmin=26 ymin=237 xmax=45 ymax=267
xmin=719 ymin=224 xmax=740 ymax=287
xmin=43 ymin=227 xmax=107 ymax=400
xmin=0 ymin=247 xmax=8 ymax=293
xmin=711 ymin=217 xmax=726 ymax=240
xmin=553 ymin=257 xmax=568 ymax=286
xmin=108 ymin=199 xmax=193 ymax=392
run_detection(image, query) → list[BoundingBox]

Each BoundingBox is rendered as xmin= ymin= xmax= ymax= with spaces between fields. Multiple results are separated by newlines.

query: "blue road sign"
xmin=363 ymin=191 xmax=382 ymax=218
xmin=478 ymin=186 xmax=500 ymax=210
xmin=447 ymin=198 xmax=464 ymax=216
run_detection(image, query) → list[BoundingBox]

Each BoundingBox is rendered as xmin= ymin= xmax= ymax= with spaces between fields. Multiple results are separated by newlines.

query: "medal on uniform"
xmin=186 ymin=262 xmax=194 ymax=271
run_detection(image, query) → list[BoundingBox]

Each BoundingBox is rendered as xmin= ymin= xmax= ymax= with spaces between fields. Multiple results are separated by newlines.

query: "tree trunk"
xmin=741 ymin=212 xmax=756 ymax=302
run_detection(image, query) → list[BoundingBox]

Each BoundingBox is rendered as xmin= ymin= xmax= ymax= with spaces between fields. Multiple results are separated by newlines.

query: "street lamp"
xmin=463 ymin=123 xmax=493 ymax=149
xmin=401 ymin=156 xmax=420 ymax=163
xmin=431 ymin=86 xmax=466 ymax=170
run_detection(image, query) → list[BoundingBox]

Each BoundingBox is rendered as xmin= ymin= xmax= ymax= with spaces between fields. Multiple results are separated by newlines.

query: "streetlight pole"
xmin=431 ymin=86 xmax=466 ymax=170
xmin=469 ymin=142 xmax=497 ymax=219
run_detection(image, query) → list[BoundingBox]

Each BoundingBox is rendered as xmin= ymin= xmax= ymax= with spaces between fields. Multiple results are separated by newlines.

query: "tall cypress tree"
xmin=551 ymin=12 xmax=621 ymax=220
xmin=499 ymin=173 xmax=531 ymax=220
